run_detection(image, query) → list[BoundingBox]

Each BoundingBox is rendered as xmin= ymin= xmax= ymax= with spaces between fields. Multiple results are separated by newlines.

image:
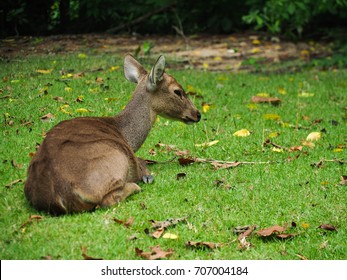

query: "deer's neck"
xmin=114 ymin=84 xmax=157 ymax=152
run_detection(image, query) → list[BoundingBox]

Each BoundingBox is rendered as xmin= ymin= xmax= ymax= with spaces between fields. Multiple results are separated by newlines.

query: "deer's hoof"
xmin=142 ymin=175 xmax=154 ymax=184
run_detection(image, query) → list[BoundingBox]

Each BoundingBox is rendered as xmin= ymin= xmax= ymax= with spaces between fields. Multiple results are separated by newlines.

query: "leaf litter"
xmin=135 ymin=245 xmax=173 ymax=260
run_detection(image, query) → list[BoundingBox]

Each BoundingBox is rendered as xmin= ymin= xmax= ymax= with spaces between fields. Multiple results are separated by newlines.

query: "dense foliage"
xmin=1 ymin=0 xmax=347 ymax=38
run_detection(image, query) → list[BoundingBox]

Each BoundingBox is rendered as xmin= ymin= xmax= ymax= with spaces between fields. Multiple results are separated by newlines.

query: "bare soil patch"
xmin=0 ymin=33 xmax=333 ymax=71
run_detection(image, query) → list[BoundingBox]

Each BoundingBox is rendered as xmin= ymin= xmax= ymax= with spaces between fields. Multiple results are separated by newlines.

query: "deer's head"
xmin=124 ymin=55 xmax=201 ymax=124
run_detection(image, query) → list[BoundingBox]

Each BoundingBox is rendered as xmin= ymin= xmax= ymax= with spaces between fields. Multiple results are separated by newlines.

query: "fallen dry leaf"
xmin=318 ymin=224 xmax=337 ymax=231
xmin=113 ymin=217 xmax=134 ymax=228
xmin=135 ymin=245 xmax=173 ymax=260
xmin=149 ymin=227 xmax=165 ymax=239
xmin=81 ymin=247 xmax=103 ymax=260
xmin=289 ymin=146 xmax=303 ymax=152
xmin=178 ymin=157 xmax=196 ymax=166
xmin=186 ymin=241 xmax=221 ymax=250
xmin=5 ymin=179 xmax=23 ymax=188
xmin=257 ymin=225 xmax=286 ymax=237
xmin=296 ymin=253 xmax=309 ymax=260
xmin=162 ymin=232 xmax=178 ymax=239
xmin=233 ymin=129 xmax=251 ymax=137
xmin=276 ymin=233 xmax=297 ymax=239
xmin=20 ymin=215 xmax=43 ymax=229
xmin=306 ymin=132 xmax=321 ymax=141
xmin=251 ymin=96 xmax=281 ymax=105
xmin=211 ymin=161 xmax=241 ymax=170
xmin=150 ymin=217 xmax=188 ymax=229
xmin=237 ymin=225 xmax=256 ymax=250
xmin=195 ymin=140 xmax=219 ymax=148
xmin=40 ymin=113 xmax=54 ymax=122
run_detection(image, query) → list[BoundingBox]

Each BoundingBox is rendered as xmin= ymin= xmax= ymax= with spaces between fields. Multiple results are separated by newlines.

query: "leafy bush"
xmin=1 ymin=0 xmax=347 ymax=38
xmin=242 ymin=0 xmax=347 ymax=38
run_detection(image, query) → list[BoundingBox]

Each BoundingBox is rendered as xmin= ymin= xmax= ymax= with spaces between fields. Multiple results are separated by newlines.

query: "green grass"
xmin=1 ymin=53 xmax=346 ymax=260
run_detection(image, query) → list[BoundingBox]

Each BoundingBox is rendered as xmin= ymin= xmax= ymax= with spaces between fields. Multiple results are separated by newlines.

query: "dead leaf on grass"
xmin=295 ymin=254 xmax=308 ymax=260
xmin=150 ymin=217 xmax=188 ymax=229
xmin=318 ymin=224 xmax=337 ymax=231
xmin=186 ymin=241 xmax=221 ymax=250
xmin=81 ymin=247 xmax=103 ymax=260
xmin=5 ymin=179 xmax=23 ymax=188
xmin=233 ymin=129 xmax=251 ymax=137
xmin=178 ymin=157 xmax=196 ymax=166
xmin=113 ymin=217 xmax=134 ymax=228
xmin=236 ymin=225 xmax=257 ymax=250
xmin=148 ymin=227 xmax=165 ymax=239
xmin=289 ymin=146 xmax=303 ymax=152
xmin=306 ymin=132 xmax=321 ymax=141
xmin=135 ymin=245 xmax=173 ymax=260
xmin=162 ymin=232 xmax=178 ymax=239
xmin=251 ymin=96 xmax=281 ymax=105
xmin=20 ymin=215 xmax=43 ymax=229
xmin=276 ymin=233 xmax=297 ymax=239
xmin=40 ymin=113 xmax=54 ymax=122
xmin=195 ymin=140 xmax=219 ymax=148
xmin=257 ymin=225 xmax=286 ymax=237
xmin=211 ymin=161 xmax=241 ymax=170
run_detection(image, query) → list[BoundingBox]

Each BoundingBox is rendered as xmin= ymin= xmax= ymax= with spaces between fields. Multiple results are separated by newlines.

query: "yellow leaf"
xmin=333 ymin=148 xmax=343 ymax=152
xmin=195 ymin=140 xmax=219 ymax=148
xmin=78 ymin=53 xmax=87 ymax=59
xmin=214 ymin=56 xmax=222 ymax=61
xmin=76 ymin=108 xmax=89 ymax=113
xmin=298 ymin=91 xmax=314 ymax=97
xmin=233 ymin=129 xmax=251 ymax=137
xmin=187 ymin=85 xmax=196 ymax=92
xmin=59 ymin=104 xmax=72 ymax=115
xmin=278 ymin=87 xmax=287 ymax=95
xmin=306 ymin=132 xmax=321 ymax=141
xmin=272 ymin=147 xmax=284 ymax=153
xmin=162 ymin=233 xmax=178 ymax=239
xmin=263 ymin=113 xmax=281 ymax=120
xmin=36 ymin=69 xmax=53 ymax=74
xmin=203 ymin=62 xmax=209 ymax=69
xmin=109 ymin=66 xmax=120 ymax=72
xmin=246 ymin=103 xmax=258 ymax=111
xmin=256 ymin=92 xmax=270 ymax=97
xmin=268 ymin=132 xmax=280 ymax=138
xmin=301 ymin=223 xmax=310 ymax=229
xmin=64 ymin=87 xmax=73 ymax=92
xmin=251 ymin=47 xmax=261 ymax=54
xmin=302 ymin=140 xmax=315 ymax=148
xmin=61 ymin=73 xmax=73 ymax=79
xmin=202 ymin=103 xmax=210 ymax=113
xmin=252 ymin=39 xmax=261 ymax=45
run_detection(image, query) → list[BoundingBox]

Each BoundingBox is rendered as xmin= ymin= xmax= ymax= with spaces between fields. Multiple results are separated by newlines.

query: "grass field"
xmin=0 ymin=53 xmax=346 ymax=260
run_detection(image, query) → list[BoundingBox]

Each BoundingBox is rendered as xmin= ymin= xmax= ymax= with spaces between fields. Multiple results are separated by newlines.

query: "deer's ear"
xmin=124 ymin=55 xmax=147 ymax=83
xmin=147 ymin=55 xmax=165 ymax=91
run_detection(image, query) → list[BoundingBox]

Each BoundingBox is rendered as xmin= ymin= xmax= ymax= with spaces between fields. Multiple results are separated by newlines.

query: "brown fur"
xmin=24 ymin=55 xmax=200 ymax=215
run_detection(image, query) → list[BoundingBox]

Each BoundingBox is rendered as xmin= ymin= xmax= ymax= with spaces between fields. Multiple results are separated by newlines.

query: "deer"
xmin=24 ymin=54 xmax=201 ymax=215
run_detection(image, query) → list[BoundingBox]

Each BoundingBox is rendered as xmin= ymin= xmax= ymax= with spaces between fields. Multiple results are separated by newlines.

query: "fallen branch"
xmin=311 ymin=158 xmax=346 ymax=168
xmin=178 ymin=156 xmax=275 ymax=170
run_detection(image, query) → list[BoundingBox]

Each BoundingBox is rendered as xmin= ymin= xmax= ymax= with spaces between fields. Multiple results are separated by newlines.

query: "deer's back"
xmin=24 ymin=117 xmax=140 ymax=214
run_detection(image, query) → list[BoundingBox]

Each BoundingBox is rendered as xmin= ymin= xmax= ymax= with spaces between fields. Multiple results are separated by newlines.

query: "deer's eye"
xmin=174 ymin=89 xmax=183 ymax=97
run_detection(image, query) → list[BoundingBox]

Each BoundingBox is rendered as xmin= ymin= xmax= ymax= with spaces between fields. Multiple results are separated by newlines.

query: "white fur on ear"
xmin=124 ymin=55 xmax=147 ymax=83
xmin=147 ymin=55 xmax=165 ymax=90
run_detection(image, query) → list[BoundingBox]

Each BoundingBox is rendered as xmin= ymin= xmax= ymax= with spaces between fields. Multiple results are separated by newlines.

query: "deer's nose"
xmin=197 ymin=111 xmax=201 ymax=121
